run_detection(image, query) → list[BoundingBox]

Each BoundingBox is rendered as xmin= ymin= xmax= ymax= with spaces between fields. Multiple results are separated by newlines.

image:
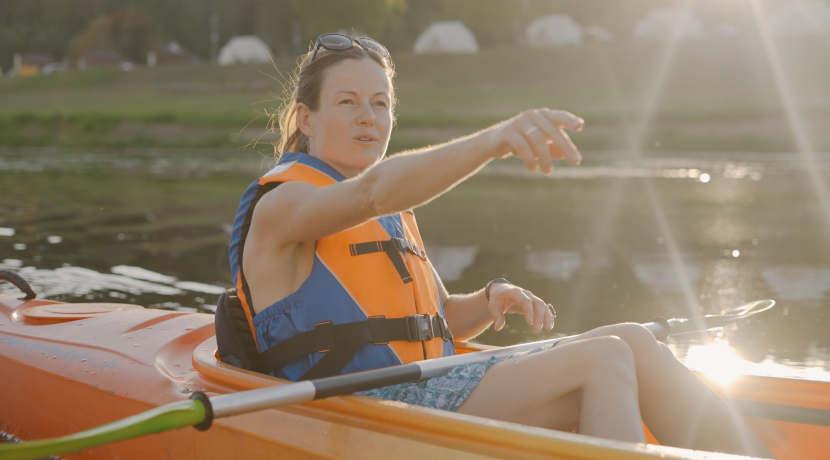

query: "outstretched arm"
xmin=255 ymin=109 xmax=584 ymax=247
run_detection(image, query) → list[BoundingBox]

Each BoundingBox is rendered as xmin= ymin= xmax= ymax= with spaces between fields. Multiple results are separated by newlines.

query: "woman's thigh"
xmin=456 ymin=336 xmax=635 ymax=431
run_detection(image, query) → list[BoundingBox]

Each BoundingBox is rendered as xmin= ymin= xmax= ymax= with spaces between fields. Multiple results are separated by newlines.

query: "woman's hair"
xmin=273 ymin=44 xmax=396 ymax=157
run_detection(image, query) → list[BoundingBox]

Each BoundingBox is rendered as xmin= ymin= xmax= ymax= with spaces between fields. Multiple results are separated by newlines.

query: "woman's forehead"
xmin=321 ymin=58 xmax=392 ymax=97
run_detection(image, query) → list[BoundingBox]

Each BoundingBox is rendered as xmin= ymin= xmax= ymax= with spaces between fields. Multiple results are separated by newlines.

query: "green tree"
xmin=68 ymin=8 xmax=157 ymax=62
xmin=291 ymin=0 xmax=406 ymax=41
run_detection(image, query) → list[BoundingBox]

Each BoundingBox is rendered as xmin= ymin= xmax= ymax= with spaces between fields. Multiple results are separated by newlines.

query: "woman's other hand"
xmin=487 ymin=284 xmax=556 ymax=332
xmin=483 ymin=109 xmax=584 ymax=174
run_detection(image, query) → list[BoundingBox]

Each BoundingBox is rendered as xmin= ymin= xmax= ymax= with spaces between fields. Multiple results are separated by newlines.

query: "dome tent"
xmin=586 ymin=26 xmax=615 ymax=43
xmin=413 ymin=21 xmax=478 ymax=54
xmin=218 ymin=36 xmax=272 ymax=66
xmin=767 ymin=0 xmax=830 ymax=36
xmin=633 ymin=7 xmax=706 ymax=41
xmin=526 ymin=15 xmax=584 ymax=47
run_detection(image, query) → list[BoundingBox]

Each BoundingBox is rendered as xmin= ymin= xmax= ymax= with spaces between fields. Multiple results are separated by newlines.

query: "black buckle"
xmin=392 ymin=238 xmax=408 ymax=251
xmin=406 ymin=314 xmax=434 ymax=341
xmin=433 ymin=315 xmax=453 ymax=342
xmin=392 ymin=237 xmax=426 ymax=261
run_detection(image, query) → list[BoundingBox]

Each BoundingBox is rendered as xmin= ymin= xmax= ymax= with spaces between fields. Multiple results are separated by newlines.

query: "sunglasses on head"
xmin=308 ymin=33 xmax=390 ymax=63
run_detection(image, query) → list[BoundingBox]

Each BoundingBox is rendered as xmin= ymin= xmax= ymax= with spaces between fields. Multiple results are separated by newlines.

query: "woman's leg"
xmin=457 ymin=336 xmax=646 ymax=443
xmin=561 ymin=323 xmax=775 ymax=458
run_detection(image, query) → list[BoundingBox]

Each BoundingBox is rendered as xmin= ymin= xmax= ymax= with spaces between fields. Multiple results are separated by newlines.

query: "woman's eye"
xmin=374 ymin=101 xmax=389 ymax=108
xmin=339 ymin=99 xmax=355 ymax=105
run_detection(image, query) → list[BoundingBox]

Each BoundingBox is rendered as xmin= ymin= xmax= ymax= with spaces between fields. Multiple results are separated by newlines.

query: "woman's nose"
xmin=356 ymin=102 xmax=375 ymax=126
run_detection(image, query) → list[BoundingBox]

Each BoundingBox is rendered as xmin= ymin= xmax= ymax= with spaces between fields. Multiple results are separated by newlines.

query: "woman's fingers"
xmin=514 ymin=117 xmax=555 ymax=174
xmin=503 ymin=128 xmax=538 ymax=172
xmin=525 ymin=290 xmax=548 ymax=331
xmin=541 ymin=110 xmax=583 ymax=165
xmin=543 ymin=109 xmax=585 ymax=132
xmin=506 ymin=109 xmax=583 ymax=171
xmin=525 ymin=110 xmax=565 ymax=161
xmin=550 ymin=126 xmax=581 ymax=166
xmin=488 ymin=294 xmax=508 ymax=331
xmin=490 ymin=285 xmax=553 ymax=332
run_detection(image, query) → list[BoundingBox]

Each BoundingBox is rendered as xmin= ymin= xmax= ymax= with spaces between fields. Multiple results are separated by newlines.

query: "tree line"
xmin=0 ymin=0 xmax=760 ymax=71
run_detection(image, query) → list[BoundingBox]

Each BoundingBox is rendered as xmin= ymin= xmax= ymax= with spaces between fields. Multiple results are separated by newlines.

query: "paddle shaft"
xmin=206 ymin=320 xmax=671 ymax=420
xmin=207 ymin=299 xmax=776 ymax=420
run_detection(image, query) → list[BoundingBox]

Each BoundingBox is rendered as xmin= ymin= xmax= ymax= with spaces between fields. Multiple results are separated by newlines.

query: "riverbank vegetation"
xmin=2 ymin=37 xmax=830 ymax=153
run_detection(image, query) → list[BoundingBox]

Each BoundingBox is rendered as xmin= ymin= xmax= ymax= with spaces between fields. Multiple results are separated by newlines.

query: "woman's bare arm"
xmin=431 ymin=263 xmax=555 ymax=342
xmin=254 ymin=109 xmax=584 ymax=248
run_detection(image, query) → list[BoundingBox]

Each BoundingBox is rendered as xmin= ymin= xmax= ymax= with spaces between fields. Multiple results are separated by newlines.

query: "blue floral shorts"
xmin=358 ymin=343 xmax=556 ymax=412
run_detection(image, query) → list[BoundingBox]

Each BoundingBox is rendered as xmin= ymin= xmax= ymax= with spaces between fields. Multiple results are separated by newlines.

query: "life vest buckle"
xmin=406 ymin=314 xmax=435 ymax=341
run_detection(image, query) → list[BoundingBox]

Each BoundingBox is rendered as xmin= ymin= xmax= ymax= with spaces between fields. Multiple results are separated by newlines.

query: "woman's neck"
xmin=308 ymin=149 xmax=365 ymax=179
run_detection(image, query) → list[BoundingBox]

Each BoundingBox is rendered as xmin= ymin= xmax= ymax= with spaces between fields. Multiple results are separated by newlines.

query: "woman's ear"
xmin=297 ymin=102 xmax=314 ymax=138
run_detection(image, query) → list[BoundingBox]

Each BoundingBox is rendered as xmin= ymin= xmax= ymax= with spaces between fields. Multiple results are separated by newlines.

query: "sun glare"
xmin=684 ymin=341 xmax=743 ymax=385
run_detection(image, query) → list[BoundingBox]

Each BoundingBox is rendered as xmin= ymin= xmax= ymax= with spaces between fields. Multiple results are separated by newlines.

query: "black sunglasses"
xmin=308 ymin=33 xmax=390 ymax=63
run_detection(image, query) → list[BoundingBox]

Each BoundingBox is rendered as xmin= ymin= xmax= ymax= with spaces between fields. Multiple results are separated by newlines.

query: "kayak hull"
xmin=1 ymin=294 xmax=828 ymax=460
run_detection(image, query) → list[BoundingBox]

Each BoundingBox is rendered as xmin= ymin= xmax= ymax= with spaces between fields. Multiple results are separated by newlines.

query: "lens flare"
xmin=685 ymin=341 xmax=743 ymax=385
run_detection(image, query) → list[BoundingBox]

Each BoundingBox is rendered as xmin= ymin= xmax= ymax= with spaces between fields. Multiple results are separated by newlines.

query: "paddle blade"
xmin=668 ymin=299 xmax=775 ymax=336
xmin=0 ymin=399 xmax=205 ymax=460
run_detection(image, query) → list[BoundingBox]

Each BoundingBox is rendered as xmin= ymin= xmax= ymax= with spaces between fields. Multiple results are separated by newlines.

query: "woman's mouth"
xmin=355 ymin=136 xmax=377 ymax=143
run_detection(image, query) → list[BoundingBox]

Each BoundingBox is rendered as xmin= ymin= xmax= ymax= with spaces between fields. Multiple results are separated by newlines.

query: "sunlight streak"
xmin=617 ymin=1 xmax=701 ymax=317
xmin=750 ymin=0 xmax=830 ymax=234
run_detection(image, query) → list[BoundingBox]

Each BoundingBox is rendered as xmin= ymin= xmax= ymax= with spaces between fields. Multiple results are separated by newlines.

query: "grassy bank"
xmin=2 ymin=37 xmax=830 ymax=152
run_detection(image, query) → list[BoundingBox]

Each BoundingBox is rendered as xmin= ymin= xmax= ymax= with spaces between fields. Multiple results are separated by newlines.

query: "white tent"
xmin=767 ymin=0 xmax=830 ymax=36
xmin=586 ymin=25 xmax=615 ymax=43
xmin=526 ymin=15 xmax=584 ymax=47
xmin=633 ymin=8 xmax=706 ymax=41
xmin=218 ymin=36 xmax=272 ymax=66
xmin=413 ymin=21 xmax=478 ymax=54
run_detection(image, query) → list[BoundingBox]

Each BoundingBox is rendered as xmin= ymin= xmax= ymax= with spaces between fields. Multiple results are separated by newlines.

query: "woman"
xmin=225 ymin=34 xmax=774 ymax=458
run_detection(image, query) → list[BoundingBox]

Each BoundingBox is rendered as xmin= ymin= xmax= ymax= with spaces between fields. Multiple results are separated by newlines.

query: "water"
xmin=2 ymin=148 xmax=830 ymax=383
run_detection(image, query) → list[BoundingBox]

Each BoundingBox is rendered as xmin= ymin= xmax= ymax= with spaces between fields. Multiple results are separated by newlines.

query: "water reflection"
xmin=2 ymin=149 xmax=830 ymax=381
xmin=762 ymin=266 xmax=830 ymax=303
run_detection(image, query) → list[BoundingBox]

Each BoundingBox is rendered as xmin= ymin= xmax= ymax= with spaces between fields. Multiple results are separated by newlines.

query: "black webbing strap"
xmin=259 ymin=314 xmax=453 ymax=381
xmin=349 ymin=238 xmax=427 ymax=284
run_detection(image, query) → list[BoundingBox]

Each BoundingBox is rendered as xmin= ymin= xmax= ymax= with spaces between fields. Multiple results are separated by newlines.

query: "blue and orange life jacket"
xmin=221 ymin=151 xmax=455 ymax=381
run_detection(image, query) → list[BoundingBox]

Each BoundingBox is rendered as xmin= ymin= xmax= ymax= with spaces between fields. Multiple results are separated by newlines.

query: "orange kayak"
xmin=1 ymin=294 xmax=828 ymax=460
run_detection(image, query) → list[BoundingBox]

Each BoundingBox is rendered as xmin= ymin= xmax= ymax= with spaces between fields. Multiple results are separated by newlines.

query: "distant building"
xmin=77 ymin=49 xmax=133 ymax=71
xmin=633 ymin=8 xmax=706 ymax=41
xmin=526 ymin=15 xmax=584 ymax=47
xmin=147 ymin=42 xmax=201 ymax=68
xmin=217 ymin=36 xmax=272 ymax=66
xmin=13 ymin=53 xmax=55 ymax=77
xmin=413 ymin=21 xmax=479 ymax=54
xmin=767 ymin=0 xmax=830 ymax=36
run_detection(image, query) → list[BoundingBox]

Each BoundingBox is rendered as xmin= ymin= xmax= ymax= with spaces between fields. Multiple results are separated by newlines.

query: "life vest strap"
xmin=349 ymin=238 xmax=427 ymax=284
xmin=259 ymin=313 xmax=453 ymax=381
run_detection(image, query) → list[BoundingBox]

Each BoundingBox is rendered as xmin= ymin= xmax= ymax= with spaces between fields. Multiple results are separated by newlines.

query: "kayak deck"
xmin=1 ymin=294 xmax=828 ymax=459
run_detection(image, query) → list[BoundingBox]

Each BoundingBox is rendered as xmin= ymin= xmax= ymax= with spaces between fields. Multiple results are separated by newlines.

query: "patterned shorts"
xmin=358 ymin=343 xmax=556 ymax=412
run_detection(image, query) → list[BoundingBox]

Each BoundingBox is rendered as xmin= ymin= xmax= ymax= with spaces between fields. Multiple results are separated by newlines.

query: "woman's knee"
xmin=607 ymin=323 xmax=663 ymax=354
xmin=577 ymin=336 xmax=638 ymax=386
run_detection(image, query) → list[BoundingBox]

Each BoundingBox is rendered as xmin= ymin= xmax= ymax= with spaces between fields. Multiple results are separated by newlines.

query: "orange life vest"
xmin=226 ymin=152 xmax=455 ymax=381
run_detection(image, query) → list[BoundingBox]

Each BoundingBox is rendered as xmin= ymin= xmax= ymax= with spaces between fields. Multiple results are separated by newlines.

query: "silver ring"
xmin=547 ymin=303 xmax=557 ymax=318
xmin=524 ymin=126 xmax=539 ymax=136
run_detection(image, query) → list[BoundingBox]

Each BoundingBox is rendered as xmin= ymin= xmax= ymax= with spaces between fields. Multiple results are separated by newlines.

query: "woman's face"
xmin=299 ymin=58 xmax=393 ymax=178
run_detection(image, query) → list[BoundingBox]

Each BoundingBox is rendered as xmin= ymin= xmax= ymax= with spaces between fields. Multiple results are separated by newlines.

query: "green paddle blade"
xmin=0 ymin=399 xmax=205 ymax=460
xmin=669 ymin=299 xmax=776 ymax=335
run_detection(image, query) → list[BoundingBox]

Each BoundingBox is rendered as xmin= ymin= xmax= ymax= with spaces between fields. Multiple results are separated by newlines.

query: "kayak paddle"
xmin=0 ymin=299 xmax=774 ymax=460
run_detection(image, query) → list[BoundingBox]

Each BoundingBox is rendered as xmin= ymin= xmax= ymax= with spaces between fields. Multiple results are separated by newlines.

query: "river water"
xmin=2 ymin=147 xmax=829 ymax=383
